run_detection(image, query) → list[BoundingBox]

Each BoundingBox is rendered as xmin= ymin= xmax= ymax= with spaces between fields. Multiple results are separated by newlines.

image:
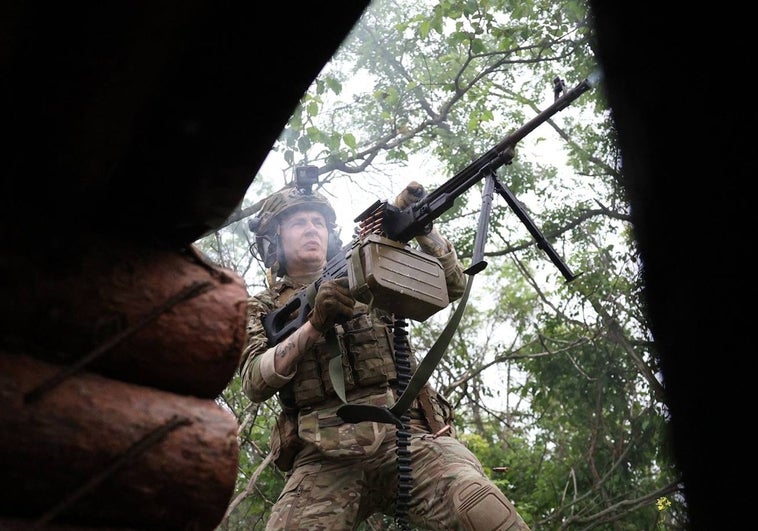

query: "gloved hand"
xmin=394 ymin=180 xmax=426 ymax=209
xmin=394 ymin=181 xmax=451 ymax=258
xmin=308 ymin=277 xmax=355 ymax=333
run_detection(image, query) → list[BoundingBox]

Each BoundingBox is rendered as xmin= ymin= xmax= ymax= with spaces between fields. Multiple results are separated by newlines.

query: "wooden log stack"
xmin=0 ymin=237 xmax=248 ymax=530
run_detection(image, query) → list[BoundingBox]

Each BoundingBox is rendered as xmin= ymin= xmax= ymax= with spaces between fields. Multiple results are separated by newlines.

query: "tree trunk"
xmin=0 ymin=352 xmax=240 ymax=531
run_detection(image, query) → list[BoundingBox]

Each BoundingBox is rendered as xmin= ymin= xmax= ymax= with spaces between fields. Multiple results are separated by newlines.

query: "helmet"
xmin=248 ymin=182 xmax=342 ymax=277
xmin=250 ymin=184 xmax=337 ymax=237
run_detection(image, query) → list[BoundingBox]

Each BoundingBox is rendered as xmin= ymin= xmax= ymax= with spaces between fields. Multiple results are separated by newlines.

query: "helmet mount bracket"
xmin=293 ymin=165 xmax=318 ymax=195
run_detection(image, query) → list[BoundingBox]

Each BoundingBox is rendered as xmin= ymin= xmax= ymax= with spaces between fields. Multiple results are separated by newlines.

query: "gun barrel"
xmin=262 ymin=72 xmax=598 ymax=343
xmin=385 ymin=74 xmax=597 ymax=242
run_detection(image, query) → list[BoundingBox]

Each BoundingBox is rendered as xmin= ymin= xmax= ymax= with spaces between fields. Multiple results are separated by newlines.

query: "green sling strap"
xmin=304 ymin=281 xmax=350 ymax=405
xmin=336 ymin=273 xmax=474 ymax=426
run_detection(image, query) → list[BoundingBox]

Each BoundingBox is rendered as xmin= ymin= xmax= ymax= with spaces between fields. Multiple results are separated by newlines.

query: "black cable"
xmin=393 ymin=317 xmax=413 ymax=530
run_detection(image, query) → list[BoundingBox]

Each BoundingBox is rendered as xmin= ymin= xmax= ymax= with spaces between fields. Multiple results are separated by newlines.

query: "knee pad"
xmin=451 ymin=477 xmax=524 ymax=531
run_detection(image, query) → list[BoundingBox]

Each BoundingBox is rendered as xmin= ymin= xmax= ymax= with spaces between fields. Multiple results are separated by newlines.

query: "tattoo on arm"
xmin=275 ymin=339 xmax=296 ymax=359
xmin=274 ymin=327 xmax=317 ymax=360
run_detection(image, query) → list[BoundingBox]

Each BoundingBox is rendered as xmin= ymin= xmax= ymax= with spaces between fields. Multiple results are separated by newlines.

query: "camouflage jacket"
xmin=239 ymin=244 xmax=466 ymax=408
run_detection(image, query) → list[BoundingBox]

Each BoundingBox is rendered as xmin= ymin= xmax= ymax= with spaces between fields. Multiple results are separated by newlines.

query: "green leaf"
xmin=343 ymin=132 xmax=357 ymax=149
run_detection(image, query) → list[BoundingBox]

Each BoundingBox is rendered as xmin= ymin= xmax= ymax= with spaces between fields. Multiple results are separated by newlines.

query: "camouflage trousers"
xmin=266 ymin=424 xmax=531 ymax=531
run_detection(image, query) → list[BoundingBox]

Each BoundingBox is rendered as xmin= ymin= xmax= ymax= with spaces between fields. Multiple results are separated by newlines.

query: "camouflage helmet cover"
xmin=251 ymin=184 xmax=337 ymax=237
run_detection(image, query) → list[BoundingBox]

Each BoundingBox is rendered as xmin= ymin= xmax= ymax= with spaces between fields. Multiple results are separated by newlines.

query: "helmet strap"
xmin=266 ymin=266 xmax=277 ymax=289
xmin=275 ymin=235 xmax=287 ymax=277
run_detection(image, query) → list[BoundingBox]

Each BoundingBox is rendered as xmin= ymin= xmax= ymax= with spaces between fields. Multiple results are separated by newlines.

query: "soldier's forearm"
xmin=272 ymin=320 xmax=321 ymax=375
xmin=415 ymin=227 xmax=451 ymax=258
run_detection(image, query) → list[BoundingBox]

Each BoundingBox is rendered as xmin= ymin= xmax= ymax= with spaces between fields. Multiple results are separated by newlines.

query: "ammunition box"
xmin=346 ymin=234 xmax=448 ymax=321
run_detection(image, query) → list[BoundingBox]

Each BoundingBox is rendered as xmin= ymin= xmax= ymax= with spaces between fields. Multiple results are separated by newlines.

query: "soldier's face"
xmin=279 ymin=209 xmax=329 ymax=271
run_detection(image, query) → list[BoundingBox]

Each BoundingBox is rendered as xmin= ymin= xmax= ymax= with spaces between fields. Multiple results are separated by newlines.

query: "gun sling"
xmin=333 ymin=273 xmax=473 ymax=426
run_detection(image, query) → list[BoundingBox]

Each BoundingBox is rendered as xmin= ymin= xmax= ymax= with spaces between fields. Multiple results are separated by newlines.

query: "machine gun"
xmin=261 ymin=71 xmax=601 ymax=347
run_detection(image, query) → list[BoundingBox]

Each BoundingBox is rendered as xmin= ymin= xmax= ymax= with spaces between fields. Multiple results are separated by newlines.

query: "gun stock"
xmin=262 ymin=73 xmax=599 ymax=345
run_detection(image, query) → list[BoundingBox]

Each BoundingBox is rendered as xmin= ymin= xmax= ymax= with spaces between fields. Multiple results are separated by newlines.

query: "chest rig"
xmin=276 ymin=285 xmax=399 ymax=409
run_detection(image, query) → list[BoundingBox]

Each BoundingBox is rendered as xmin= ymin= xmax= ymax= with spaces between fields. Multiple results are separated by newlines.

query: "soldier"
xmin=240 ymin=177 xmax=531 ymax=530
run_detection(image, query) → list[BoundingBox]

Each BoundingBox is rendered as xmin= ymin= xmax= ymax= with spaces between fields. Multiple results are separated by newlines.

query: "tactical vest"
xmin=275 ymin=286 xmax=400 ymax=409
xmin=266 ymin=284 xmax=457 ymax=472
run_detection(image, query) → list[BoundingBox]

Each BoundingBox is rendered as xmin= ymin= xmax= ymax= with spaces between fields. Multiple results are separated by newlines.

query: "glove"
xmin=308 ymin=277 xmax=355 ymax=333
xmin=394 ymin=181 xmax=451 ymax=258
xmin=394 ymin=181 xmax=426 ymax=209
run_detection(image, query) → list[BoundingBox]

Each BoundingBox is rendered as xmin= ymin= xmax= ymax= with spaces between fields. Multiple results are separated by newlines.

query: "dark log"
xmin=0 ymin=518 xmax=140 ymax=530
xmin=0 ymin=237 xmax=247 ymax=398
xmin=0 ymin=352 xmax=239 ymax=531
